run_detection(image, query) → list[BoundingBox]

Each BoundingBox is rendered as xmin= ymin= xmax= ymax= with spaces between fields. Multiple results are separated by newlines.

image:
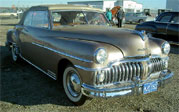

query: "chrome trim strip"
xmin=82 ymin=83 xmax=134 ymax=92
xmin=118 ymin=65 xmax=122 ymax=81
xmin=129 ymin=63 xmax=133 ymax=81
xmin=75 ymin=65 xmax=99 ymax=71
xmin=168 ymin=41 xmax=179 ymax=46
xmin=19 ymin=55 xmax=57 ymax=80
xmin=115 ymin=66 xmax=118 ymax=82
xmin=32 ymin=42 xmax=92 ymax=63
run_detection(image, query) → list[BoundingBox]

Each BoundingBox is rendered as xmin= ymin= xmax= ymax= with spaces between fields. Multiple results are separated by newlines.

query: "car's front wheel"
xmin=63 ymin=65 xmax=86 ymax=105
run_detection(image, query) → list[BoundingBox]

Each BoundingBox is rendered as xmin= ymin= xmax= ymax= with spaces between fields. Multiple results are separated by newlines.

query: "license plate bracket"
xmin=143 ymin=81 xmax=158 ymax=94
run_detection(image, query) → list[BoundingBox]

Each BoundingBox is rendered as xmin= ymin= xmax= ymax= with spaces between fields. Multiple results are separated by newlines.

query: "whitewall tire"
xmin=63 ymin=66 xmax=86 ymax=105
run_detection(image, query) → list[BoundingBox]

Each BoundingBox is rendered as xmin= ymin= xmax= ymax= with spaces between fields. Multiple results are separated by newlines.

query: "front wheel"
xmin=63 ymin=66 xmax=86 ymax=105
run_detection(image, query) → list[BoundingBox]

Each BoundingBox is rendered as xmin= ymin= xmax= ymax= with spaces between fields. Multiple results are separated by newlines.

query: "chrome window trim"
xmin=51 ymin=10 xmax=103 ymax=13
xmin=19 ymin=54 xmax=57 ymax=80
xmin=32 ymin=42 xmax=92 ymax=63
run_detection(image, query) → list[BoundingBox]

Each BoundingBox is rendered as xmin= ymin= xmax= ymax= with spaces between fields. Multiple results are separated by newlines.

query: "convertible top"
xmin=30 ymin=4 xmax=104 ymax=12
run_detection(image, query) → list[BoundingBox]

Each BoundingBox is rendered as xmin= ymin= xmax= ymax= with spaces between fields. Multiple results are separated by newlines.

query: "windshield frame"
xmin=50 ymin=10 xmax=110 ymax=28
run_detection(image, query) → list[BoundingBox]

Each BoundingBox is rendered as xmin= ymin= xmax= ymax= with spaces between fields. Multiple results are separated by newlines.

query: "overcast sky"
xmin=0 ymin=0 xmax=167 ymax=9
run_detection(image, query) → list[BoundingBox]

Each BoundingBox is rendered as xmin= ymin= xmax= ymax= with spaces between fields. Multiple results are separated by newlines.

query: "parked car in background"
xmin=6 ymin=4 xmax=173 ymax=105
xmin=0 ymin=9 xmax=17 ymax=19
xmin=125 ymin=12 xmax=154 ymax=24
xmin=17 ymin=9 xmax=24 ymax=19
xmin=135 ymin=12 xmax=179 ymax=45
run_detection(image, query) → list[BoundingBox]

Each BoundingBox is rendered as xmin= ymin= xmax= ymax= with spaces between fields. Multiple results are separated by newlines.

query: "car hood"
xmin=53 ymin=25 xmax=150 ymax=57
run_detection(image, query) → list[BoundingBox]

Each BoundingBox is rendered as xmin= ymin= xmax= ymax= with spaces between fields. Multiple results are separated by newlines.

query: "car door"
xmin=133 ymin=13 xmax=139 ymax=22
xmin=18 ymin=10 xmax=50 ymax=67
xmin=17 ymin=11 xmax=34 ymax=61
xmin=131 ymin=13 xmax=136 ymax=22
xmin=155 ymin=13 xmax=173 ymax=39
xmin=167 ymin=15 xmax=179 ymax=42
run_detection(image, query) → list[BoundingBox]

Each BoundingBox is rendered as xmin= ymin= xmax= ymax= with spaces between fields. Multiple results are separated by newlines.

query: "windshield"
xmin=51 ymin=11 xmax=109 ymax=27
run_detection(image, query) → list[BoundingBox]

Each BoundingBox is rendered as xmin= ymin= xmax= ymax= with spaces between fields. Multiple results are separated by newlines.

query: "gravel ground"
xmin=0 ymin=19 xmax=179 ymax=112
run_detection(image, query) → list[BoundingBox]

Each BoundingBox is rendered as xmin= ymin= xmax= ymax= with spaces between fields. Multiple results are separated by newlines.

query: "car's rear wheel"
xmin=11 ymin=45 xmax=20 ymax=62
xmin=63 ymin=65 xmax=86 ymax=105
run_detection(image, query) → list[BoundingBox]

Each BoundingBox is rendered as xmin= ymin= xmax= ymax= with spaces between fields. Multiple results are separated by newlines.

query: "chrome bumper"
xmin=81 ymin=70 xmax=174 ymax=98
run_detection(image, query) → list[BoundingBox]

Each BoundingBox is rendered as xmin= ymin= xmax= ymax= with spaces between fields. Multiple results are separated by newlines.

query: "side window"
xmin=24 ymin=11 xmax=33 ymax=26
xmin=159 ymin=15 xmax=172 ymax=22
xmin=171 ymin=16 xmax=179 ymax=24
xmin=31 ymin=11 xmax=49 ymax=28
xmin=74 ymin=13 xmax=86 ymax=24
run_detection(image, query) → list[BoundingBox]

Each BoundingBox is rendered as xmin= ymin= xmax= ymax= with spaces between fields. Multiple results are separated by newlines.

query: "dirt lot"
xmin=0 ymin=19 xmax=179 ymax=112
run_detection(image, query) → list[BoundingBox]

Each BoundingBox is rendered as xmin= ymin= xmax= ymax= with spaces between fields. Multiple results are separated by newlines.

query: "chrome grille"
xmin=95 ymin=62 xmax=144 ymax=85
xmin=149 ymin=58 xmax=166 ymax=73
xmin=94 ymin=58 xmax=167 ymax=85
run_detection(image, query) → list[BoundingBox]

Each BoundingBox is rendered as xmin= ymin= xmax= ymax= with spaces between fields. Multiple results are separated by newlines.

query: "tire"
xmin=139 ymin=19 xmax=144 ymax=24
xmin=11 ymin=45 xmax=20 ymax=62
xmin=63 ymin=65 xmax=86 ymax=106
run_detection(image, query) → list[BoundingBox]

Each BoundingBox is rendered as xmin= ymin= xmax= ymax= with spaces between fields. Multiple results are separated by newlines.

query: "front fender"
xmin=148 ymin=37 xmax=167 ymax=57
xmin=49 ymin=38 xmax=123 ymax=69
xmin=45 ymin=38 xmax=123 ymax=85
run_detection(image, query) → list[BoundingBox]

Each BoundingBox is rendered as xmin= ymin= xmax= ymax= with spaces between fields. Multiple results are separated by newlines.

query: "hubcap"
xmin=67 ymin=71 xmax=81 ymax=97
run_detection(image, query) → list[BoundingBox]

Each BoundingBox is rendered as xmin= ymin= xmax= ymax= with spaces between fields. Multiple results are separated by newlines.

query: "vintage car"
xmin=125 ymin=12 xmax=154 ymax=24
xmin=135 ymin=12 xmax=179 ymax=45
xmin=6 ymin=5 xmax=173 ymax=105
xmin=0 ymin=9 xmax=18 ymax=19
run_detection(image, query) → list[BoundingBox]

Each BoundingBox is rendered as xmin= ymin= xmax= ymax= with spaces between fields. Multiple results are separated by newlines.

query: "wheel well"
xmin=57 ymin=59 xmax=73 ymax=82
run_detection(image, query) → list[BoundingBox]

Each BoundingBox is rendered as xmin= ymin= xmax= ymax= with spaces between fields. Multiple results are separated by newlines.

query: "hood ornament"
xmin=138 ymin=30 xmax=148 ymax=41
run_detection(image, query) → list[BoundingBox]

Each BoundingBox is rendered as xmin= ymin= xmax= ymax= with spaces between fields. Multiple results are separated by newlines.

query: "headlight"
xmin=95 ymin=48 xmax=107 ymax=64
xmin=162 ymin=41 xmax=170 ymax=54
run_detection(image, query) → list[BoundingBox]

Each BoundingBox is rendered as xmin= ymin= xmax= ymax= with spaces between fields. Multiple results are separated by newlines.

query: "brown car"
xmin=6 ymin=4 xmax=173 ymax=105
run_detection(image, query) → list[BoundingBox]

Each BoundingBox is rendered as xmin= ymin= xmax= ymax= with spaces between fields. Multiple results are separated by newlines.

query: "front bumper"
xmin=81 ymin=70 xmax=173 ymax=98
